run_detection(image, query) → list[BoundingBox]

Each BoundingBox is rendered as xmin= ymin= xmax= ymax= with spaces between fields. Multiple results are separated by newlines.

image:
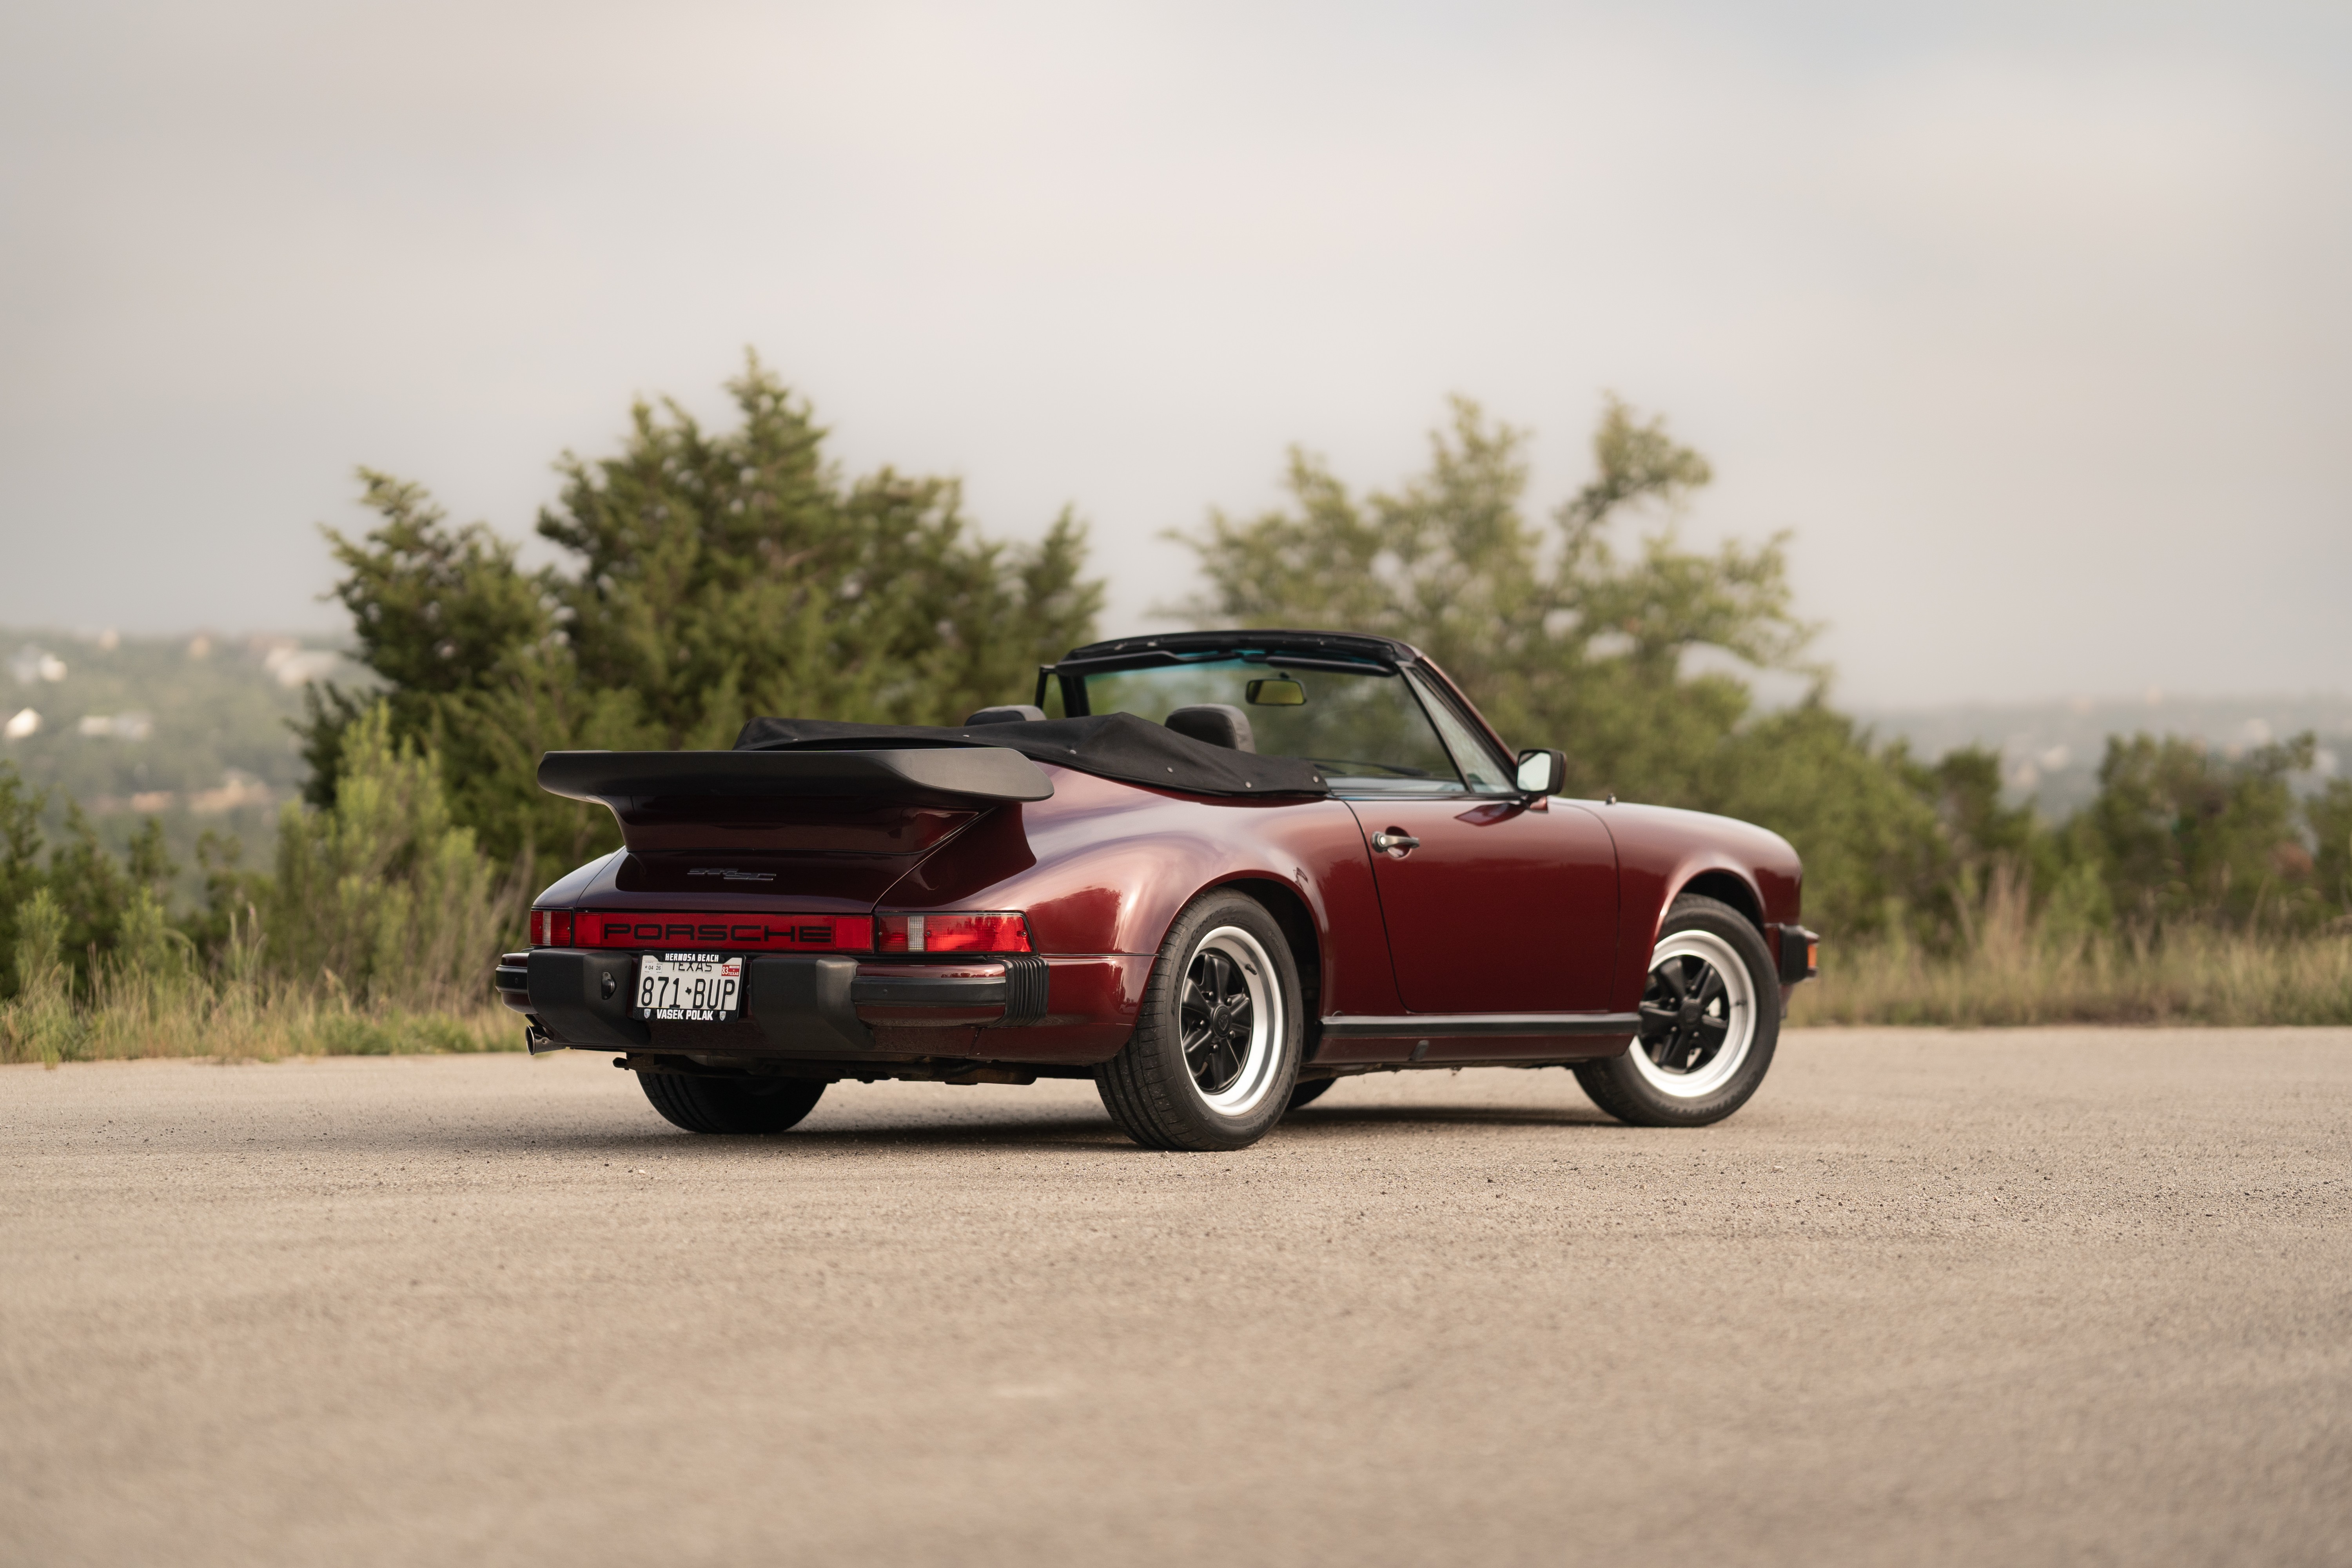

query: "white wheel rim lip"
xmin=1628 ymin=929 xmax=1756 ymax=1100
xmin=1187 ymin=926 xmax=1285 ymax=1116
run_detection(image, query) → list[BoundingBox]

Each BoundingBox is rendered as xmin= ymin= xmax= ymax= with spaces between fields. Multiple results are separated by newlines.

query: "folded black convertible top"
xmin=733 ymin=712 xmax=1330 ymax=798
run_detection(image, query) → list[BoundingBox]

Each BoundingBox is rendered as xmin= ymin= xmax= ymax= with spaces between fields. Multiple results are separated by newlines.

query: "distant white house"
xmin=9 ymin=644 xmax=67 ymax=685
xmin=77 ymin=713 xmax=154 ymax=741
xmin=259 ymin=642 xmax=344 ymax=689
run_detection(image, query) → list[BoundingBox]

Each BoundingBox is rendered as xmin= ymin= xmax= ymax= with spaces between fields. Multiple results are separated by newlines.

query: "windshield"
xmin=1047 ymin=657 xmax=1500 ymax=794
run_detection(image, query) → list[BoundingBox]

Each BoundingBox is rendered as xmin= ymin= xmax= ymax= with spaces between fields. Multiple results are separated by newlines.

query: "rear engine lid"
xmin=608 ymin=852 xmax=915 ymax=907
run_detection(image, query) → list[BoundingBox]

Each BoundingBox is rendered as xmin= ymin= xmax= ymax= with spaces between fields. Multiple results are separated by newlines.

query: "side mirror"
xmin=1514 ymin=748 xmax=1565 ymax=795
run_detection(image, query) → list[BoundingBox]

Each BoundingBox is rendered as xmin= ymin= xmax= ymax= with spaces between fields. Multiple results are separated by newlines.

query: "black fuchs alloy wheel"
xmin=640 ymin=1071 xmax=828 ymax=1134
xmin=1573 ymin=893 xmax=1780 ymax=1128
xmin=1096 ymin=891 xmax=1305 ymax=1151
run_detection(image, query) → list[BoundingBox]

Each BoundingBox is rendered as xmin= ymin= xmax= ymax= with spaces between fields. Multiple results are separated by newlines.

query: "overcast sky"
xmin=2 ymin=0 xmax=2345 ymax=706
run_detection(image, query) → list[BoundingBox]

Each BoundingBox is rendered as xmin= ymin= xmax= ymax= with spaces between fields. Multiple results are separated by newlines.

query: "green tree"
xmin=1169 ymin=394 xmax=1948 ymax=935
xmin=0 ymin=763 xmax=45 ymax=1002
xmin=2307 ymin=777 xmax=2352 ymax=917
xmin=307 ymin=354 xmax=1103 ymax=889
xmin=537 ymin=365 xmax=1097 ymax=737
xmin=1175 ymin=395 xmax=1812 ymax=793
xmin=1706 ymin=704 xmax=1948 ymax=937
xmin=5 ymin=887 xmax=76 ymax=1063
xmin=36 ymin=812 xmax=108 ymax=996
xmin=2085 ymin=732 xmax=2330 ymax=929
xmin=303 ymin=470 xmax=555 ymax=808
xmin=1929 ymin=745 xmax=2039 ymax=869
xmin=270 ymin=704 xmax=519 ymax=1009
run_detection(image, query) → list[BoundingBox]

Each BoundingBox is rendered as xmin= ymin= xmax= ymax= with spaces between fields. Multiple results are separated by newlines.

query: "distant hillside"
xmin=1 ymin=628 xmax=368 ymax=900
xmin=1851 ymin=693 xmax=2352 ymax=820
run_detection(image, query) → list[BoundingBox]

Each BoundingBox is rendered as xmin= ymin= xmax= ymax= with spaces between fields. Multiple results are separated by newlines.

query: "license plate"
xmin=634 ymin=952 xmax=743 ymax=1021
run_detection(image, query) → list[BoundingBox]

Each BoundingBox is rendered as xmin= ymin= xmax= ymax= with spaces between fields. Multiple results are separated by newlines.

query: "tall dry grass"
xmin=1788 ymin=863 xmax=2352 ymax=1027
xmin=0 ymin=989 xmax=517 ymax=1067
xmin=1 ymin=890 xmax=517 ymax=1066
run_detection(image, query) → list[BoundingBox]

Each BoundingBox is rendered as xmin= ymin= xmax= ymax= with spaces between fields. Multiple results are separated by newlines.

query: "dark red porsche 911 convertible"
xmin=495 ymin=629 xmax=1817 ymax=1151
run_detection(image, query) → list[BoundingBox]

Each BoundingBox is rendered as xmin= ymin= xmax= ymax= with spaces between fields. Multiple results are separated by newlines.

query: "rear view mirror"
xmin=1515 ymin=748 xmax=1565 ymax=795
xmin=1245 ymin=678 xmax=1306 ymax=706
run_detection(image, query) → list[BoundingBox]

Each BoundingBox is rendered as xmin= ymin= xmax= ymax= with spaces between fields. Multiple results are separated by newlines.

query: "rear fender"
xmin=875 ymin=775 xmax=1399 ymax=1017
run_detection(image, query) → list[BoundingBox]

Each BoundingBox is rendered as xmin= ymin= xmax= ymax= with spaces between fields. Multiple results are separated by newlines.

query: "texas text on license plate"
xmin=634 ymin=952 xmax=742 ymax=1021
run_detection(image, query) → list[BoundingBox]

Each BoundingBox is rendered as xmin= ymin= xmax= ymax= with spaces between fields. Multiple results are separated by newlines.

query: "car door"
xmin=1348 ymin=796 xmax=1619 ymax=1014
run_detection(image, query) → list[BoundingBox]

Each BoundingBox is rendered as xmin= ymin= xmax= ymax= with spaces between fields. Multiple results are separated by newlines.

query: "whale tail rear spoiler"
xmin=537 ymin=748 xmax=1054 ymax=855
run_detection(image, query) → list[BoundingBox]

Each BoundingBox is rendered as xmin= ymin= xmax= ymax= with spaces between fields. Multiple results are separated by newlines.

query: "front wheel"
xmin=1573 ymin=894 xmax=1779 ymax=1128
xmin=1095 ymin=891 xmax=1304 ymax=1151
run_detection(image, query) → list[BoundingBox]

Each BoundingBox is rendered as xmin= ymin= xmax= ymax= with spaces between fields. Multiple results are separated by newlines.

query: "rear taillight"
xmin=529 ymin=909 xmax=575 ymax=947
xmin=875 ymin=911 xmax=1033 ymax=954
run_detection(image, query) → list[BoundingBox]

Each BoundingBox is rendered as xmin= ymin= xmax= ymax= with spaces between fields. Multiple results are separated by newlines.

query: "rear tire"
xmin=1573 ymin=893 xmax=1779 ymax=1128
xmin=1096 ymin=891 xmax=1304 ymax=1151
xmin=640 ymin=1072 xmax=828 ymax=1134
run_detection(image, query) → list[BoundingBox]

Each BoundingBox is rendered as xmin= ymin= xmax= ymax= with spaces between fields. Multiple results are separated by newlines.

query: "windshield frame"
xmin=1397 ymin=666 xmax=1519 ymax=797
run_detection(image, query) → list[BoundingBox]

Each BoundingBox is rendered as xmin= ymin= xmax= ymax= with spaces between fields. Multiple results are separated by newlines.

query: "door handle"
xmin=1370 ymin=831 xmax=1421 ymax=855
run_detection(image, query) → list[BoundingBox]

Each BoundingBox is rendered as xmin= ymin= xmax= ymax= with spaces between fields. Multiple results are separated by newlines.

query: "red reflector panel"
xmin=875 ymin=912 xmax=1032 ymax=954
xmin=574 ymin=913 xmax=875 ymax=952
xmin=529 ymin=909 xmax=575 ymax=947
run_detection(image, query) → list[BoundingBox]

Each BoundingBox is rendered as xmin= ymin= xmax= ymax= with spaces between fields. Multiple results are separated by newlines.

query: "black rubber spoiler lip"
xmin=537 ymin=748 xmax=1055 ymax=808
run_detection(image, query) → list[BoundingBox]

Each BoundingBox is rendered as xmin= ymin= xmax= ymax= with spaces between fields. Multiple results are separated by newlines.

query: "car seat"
xmin=1163 ymin=704 xmax=1255 ymax=753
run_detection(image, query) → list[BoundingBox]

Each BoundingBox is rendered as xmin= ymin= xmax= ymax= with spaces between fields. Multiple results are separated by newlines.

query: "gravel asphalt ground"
xmin=4 ymin=1028 xmax=2348 ymax=1567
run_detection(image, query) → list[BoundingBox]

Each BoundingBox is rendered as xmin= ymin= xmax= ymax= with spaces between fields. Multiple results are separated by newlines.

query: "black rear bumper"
xmin=494 ymin=949 xmax=1049 ymax=1052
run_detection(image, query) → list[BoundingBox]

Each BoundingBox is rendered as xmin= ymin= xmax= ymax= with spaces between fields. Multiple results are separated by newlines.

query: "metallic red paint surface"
xmin=1349 ymin=795 xmax=1618 ymax=1012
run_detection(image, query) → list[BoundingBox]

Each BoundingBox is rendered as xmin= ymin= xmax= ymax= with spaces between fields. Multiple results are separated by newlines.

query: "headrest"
xmin=964 ymin=704 xmax=1047 ymax=725
xmin=1164 ymin=704 xmax=1256 ymax=753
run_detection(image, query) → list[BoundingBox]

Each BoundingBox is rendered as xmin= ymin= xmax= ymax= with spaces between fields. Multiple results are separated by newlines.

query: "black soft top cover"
xmin=734 ymin=712 xmax=1330 ymax=799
